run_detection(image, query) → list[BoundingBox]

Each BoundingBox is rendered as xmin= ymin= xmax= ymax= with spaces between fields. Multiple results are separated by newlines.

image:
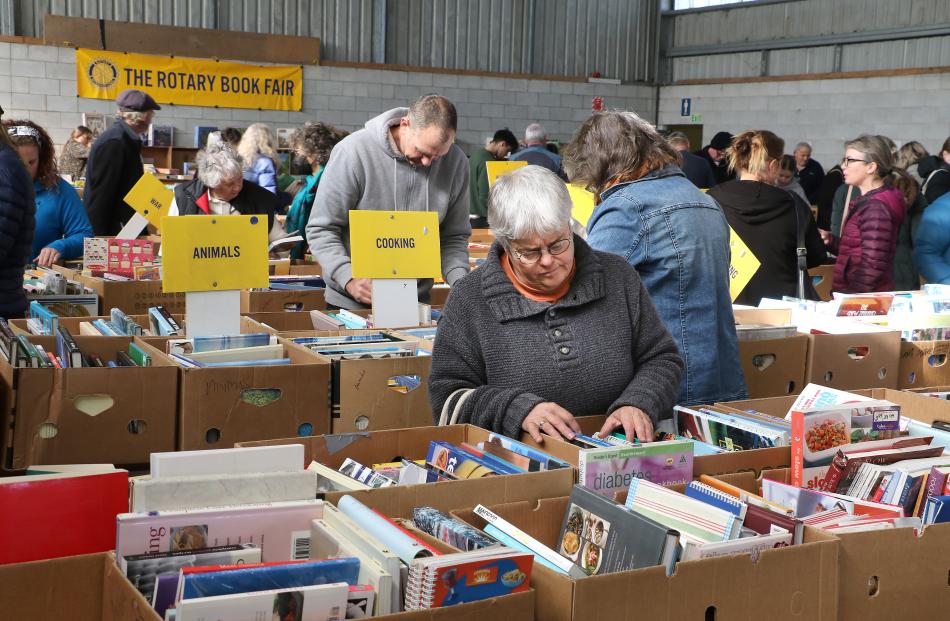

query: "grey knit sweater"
xmin=428 ymin=236 xmax=684 ymax=438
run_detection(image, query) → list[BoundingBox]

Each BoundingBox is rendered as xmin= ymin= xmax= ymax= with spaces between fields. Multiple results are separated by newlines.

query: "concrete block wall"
xmin=659 ymin=73 xmax=950 ymax=172
xmin=0 ymin=42 xmax=656 ymax=157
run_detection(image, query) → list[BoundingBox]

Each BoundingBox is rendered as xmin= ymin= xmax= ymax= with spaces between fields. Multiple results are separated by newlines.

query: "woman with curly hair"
xmin=285 ymin=122 xmax=347 ymax=259
xmin=5 ymin=119 xmax=92 ymax=267
xmin=237 ymin=122 xmax=279 ymax=194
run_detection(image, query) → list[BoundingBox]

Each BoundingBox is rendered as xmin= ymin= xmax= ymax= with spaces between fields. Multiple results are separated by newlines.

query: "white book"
xmin=338 ymin=458 xmax=395 ymax=489
xmin=188 ymin=343 xmax=284 ymax=363
xmin=323 ymin=502 xmax=402 ymax=614
xmin=310 ymin=519 xmax=393 ymax=616
xmin=130 ymin=470 xmax=319 ymax=512
xmin=116 ymin=499 xmax=323 ymax=571
xmin=151 ymin=445 xmax=304 ymax=479
xmin=472 ymin=504 xmax=587 ymax=579
xmin=680 ymin=531 xmax=793 ymax=562
xmin=176 ymin=582 xmax=348 ymax=621
xmin=787 ymin=384 xmax=874 ymax=418
xmin=307 ymin=461 xmax=372 ymax=492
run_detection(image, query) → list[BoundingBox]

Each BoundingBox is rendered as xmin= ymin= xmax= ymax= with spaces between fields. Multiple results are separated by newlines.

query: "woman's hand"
xmin=819 ymin=229 xmax=832 ymax=245
xmin=34 ymin=247 xmax=62 ymax=268
xmin=599 ymin=406 xmax=654 ymax=443
xmin=522 ymin=402 xmax=581 ymax=443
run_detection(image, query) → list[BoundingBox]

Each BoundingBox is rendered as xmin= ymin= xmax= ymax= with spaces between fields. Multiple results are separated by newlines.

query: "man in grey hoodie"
xmin=306 ymin=94 xmax=471 ymax=309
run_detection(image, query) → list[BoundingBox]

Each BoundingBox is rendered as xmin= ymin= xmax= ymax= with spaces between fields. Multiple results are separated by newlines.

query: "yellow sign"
xmin=161 ymin=215 xmax=269 ymax=293
xmin=76 ymin=48 xmax=302 ymax=111
xmin=123 ymin=173 xmax=173 ymax=230
xmin=486 ymin=160 xmax=527 ymax=188
xmin=567 ymin=183 xmax=596 ymax=227
xmin=729 ymin=226 xmax=761 ymax=301
xmin=349 ymin=211 xmax=441 ymax=279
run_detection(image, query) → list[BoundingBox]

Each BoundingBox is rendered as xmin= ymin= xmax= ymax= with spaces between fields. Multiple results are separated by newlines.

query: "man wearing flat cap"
xmin=83 ymin=89 xmax=161 ymax=235
xmin=695 ymin=130 xmax=735 ymax=187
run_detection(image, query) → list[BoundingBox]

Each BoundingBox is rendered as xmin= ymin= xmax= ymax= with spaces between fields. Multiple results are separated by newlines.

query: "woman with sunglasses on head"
xmin=4 ymin=119 xmax=92 ymax=269
xmin=0 ymin=107 xmax=35 ymax=319
xmin=428 ymin=166 xmax=683 ymax=444
xmin=829 ymin=135 xmax=915 ymax=293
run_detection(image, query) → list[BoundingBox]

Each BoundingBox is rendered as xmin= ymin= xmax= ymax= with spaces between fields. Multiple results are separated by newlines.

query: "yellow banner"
xmin=123 ymin=173 xmax=173 ymax=231
xmin=349 ymin=211 xmax=441 ymax=279
xmin=729 ymin=226 xmax=761 ymax=301
xmin=486 ymin=160 xmax=527 ymax=188
xmin=161 ymin=214 xmax=269 ymax=293
xmin=76 ymin=48 xmax=302 ymax=111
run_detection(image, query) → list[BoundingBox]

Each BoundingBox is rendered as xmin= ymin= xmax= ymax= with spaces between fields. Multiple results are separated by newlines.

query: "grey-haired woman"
xmin=428 ymin=166 xmax=683 ymax=443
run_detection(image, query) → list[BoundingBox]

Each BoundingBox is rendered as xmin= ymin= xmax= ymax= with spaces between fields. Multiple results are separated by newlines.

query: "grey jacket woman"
xmin=428 ymin=235 xmax=683 ymax=439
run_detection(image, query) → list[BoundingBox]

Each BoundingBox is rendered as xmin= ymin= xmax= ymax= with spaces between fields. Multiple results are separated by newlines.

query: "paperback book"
xmin=578 ymin=439 xmax=693 ymax=498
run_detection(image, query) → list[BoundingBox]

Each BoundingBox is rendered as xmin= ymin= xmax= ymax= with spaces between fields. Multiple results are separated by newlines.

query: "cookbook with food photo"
xmin=789 ymin=400 xmax=909 ymax=489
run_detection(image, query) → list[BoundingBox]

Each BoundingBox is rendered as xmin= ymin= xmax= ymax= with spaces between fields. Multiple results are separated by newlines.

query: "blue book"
xmin=485 ymin=433 xmax=571 ymax=470
xmin=483 ymin=524 xmax=569 ymax=575
xmin=180 ymin=557 xmax=359 ymax=600
xmin=192 ymin=333 xmax=273 ymax=353
xmin=456 ymin=443 xmax=524 ymax=475
xmin=924 ymin=495 xmax=950 ymax=525
xmin=684 ymin=481 xmax=748 ymax=520
xmin=110 ymin=308 xmax=142 ymax=336
xmin=199 ymin=357 xmax=292 ymax=368
xmin=28 ymin=301 xmax=58 ymax=335
xmin=193 ymin=125 xmax=218 ymax=148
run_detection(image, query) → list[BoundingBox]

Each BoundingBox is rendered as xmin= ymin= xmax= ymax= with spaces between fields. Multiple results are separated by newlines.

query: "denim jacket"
xmin=586 ymin=164 xmax=747 ymax=405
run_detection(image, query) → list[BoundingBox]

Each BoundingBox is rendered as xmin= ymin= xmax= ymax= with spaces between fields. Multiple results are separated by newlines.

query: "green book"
xmin=126 ymin=342 xmax=151 ymax=367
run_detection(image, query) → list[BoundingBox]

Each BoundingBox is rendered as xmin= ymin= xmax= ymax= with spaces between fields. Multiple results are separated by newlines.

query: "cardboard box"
xmin=8 ymin=313 xmax=185 ymax=337
xmin=808 ymin=264 xmax=834 ymax=302
xmin=734 ymin=309 xmax=809 ymax=398
xmin=897 ymin=340 xmax=950 ymax=389
xmin=470 ymin=229 xmax=495 ymax=245
xmin=0 ymin=552 xmax=162 ymax=621
xmin=429 ymin=285 xmax=451 ymax=307
xmin=522 ymin=415 xmax=791 ymax=482
xmin=241 ymin=310 xmax=372 ymax=335
xmin=235 ymin=424 xmax=574 ymax=518
xmin=138 ymin=338 xmax=331 ymax=450
xmin=75 ymin=274 xmax=187 ymax=315
xmin=240 ymin=288 xmax=327 ymax=313
xmin=281 ymin=332 xmax=433 ymax=433
xmin=290 ymin=259 xmax=323 ymax=275
xmin=453 ymin=496 xmax=838 ymax=621
xmin=377 ymin=591 xmax=533 ymax=620
xmin=0 ymin=336 xmax=177 ymax=469
xmin=733 ymin=468 xmax=950 ymax=621
xmin=805 ymin=330 xmax=900 ymax=390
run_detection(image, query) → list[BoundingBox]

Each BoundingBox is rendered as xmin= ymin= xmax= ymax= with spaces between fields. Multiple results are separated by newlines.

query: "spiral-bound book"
xmin=405 ymin=548 xmax=532 ymax=610
xmin=625 ymin=477 xmax=742 ymax=543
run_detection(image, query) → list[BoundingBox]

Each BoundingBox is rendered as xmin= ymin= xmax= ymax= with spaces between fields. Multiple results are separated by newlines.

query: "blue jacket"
xmin=510 ymin=145 xmax=566 ymax=179
xmin=243 ymin=155 xmax=277 ymax=194
xmin=285 ymin=168 xmax=323 ymax=260
xmin=32 ymin=178 xmax=94 ymax=261
xmin=913 ymin=192 xmax=950 ymax=284
xmin=0 ymin=144 xmax=35 ymax=318
xmin=586 ymin=164 xmax=747 ymax=405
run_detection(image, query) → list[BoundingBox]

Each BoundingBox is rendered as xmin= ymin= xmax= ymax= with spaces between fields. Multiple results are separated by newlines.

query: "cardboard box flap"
xmin=374 ymin=590 xmax=534 ymax=620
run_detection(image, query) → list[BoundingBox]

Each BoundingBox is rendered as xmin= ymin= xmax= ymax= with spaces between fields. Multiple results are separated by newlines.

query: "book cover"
xmin=310 ymin=519 xmax=393 ymax=616
xmin=578 ymin=439 xmax=693 ymax=498
xmin=675 ymin=405 xmax=789 ymax=451
xmin=177 ymin=581 xmax=349 ymax=620
xmin=346 ymin=585 xmax=375 ymax=619
xmin=180 ymin=557 xmax=359 ymax=600
xmin=426 ymin=442 xmax=496 ymax=479
xmin=115 ymin=499 xmax=323 ymax=567
xmin=338 ymin=458 xmax=396 ymax=489
xmin=83 ymin=237 xmax=109 ymax=272
xmin=0 ymin=469 xmax=129 ymax=565
xmin=407 ymin=549 xmax=532 ymax=610
xmin=557 ymin=484 xmax=679 ymax=575
xmin=484 ymin=433 xmax=570 ymax=470
xmin=148 ymin=124 xmax=174 ymax=147
xmin=123 ymin=543 xmax=261 ymax=603
xmin=412 ymin=506 xmax=496 ymax=551
xmin=625 ymin=477 xmax=741 ymax=543
xmin=789 ymin=400 xmax=903 ymax=489
xmin=681 ymin=531 xmax=792 ymax=562
xmin=193 ymin=125 xmax=218 ymax=148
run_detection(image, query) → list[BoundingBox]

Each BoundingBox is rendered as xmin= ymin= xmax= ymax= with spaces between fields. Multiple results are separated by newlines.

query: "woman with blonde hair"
xmin=708 ymin=131 xmax=826 ymax=304
xmin=237 ymin=122 xmax=279 ymax=194
xmin=830 ymin=134 xmax=911 ymax=293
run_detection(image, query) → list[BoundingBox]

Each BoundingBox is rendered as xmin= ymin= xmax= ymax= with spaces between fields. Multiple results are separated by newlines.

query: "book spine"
xmin=790 ymin=411 xmax=806 ymax=488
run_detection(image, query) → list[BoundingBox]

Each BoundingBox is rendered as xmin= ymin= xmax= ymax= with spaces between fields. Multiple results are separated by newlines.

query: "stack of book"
xmin=674 ymin=403 xmax=791 ymax=451
xmin=292 ymin=333 xmax=424 ymax=361
xmin=0 ymin=325 xmax=153 ymax=368
xmin=307 ymin=434 xmax=570 ymax=493
xmin=165 ymin=332 xmax=289 ymax=368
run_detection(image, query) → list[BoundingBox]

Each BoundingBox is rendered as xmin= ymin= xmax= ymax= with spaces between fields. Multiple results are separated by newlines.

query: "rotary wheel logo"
xmin=88 ymin=58 xmax=118 ymax=88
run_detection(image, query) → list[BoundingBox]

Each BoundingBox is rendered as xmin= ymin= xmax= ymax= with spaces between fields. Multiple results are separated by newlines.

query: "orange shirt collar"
xmin=500 ymin=250 xmax=576 ymax=303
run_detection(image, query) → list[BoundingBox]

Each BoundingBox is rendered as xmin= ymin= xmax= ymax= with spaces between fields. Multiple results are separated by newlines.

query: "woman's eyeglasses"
xmin=512 ymin=238 xmax=572 ymax=264
xmin=841 ymin=157 xmax=869 ymax=167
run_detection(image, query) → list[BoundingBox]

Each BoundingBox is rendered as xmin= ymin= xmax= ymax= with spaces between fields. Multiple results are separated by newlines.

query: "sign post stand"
xmin=349 ymin=211 xmax=442 ymax=329
xmin=161 ymin=214 xmax=269 ymax=337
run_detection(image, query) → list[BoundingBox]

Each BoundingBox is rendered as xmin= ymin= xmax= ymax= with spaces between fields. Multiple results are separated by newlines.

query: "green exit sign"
xmin=691 ymin=114 xmax=702 ymax=123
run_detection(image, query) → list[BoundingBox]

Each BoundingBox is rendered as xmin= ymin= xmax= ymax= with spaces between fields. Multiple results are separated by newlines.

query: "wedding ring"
xmin=539 ymin=420 xmax=546 ymax=429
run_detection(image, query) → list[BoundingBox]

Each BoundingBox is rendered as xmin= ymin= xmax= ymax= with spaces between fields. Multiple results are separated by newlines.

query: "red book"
xmin=370 ymin=508 xmax=443 ymax=556
xmin=0 ymin=469 xmax=128 ymax=565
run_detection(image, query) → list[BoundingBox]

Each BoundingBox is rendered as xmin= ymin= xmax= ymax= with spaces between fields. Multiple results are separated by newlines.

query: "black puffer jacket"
xmin=918 ymin=155 xmax=950 ymax=205
xmin=0 ymin=143 xmax=35 ymax=318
